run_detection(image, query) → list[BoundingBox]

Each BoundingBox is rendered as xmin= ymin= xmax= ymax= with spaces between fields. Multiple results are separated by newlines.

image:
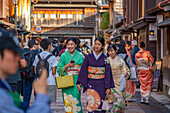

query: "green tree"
xmin=100 ymin=11 xmax=109 ymax=30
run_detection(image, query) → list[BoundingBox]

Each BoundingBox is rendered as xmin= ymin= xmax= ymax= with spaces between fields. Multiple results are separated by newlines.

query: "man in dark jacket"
xmin=130 ymin=40 xmax=140 ymax=65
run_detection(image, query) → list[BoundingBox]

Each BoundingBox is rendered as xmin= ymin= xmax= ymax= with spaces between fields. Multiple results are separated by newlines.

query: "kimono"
xmin=108 ymin=55 xmax=130 ymax=112
xmin=108 ymin=55 xmax=130 ymax=95
xmin=77 ymin=52 xmax=114 ymax=113
xmin=135 ymin=50 xmax=154 ymax=100
xmin=57 ymin=50 xmax=84 ymax=113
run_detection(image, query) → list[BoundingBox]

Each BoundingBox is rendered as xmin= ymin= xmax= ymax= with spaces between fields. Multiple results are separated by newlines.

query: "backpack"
xmin=20 ymin=50 xmax=37 ymax=79
xmin=36 ymin=54 xmax=53 ymax=77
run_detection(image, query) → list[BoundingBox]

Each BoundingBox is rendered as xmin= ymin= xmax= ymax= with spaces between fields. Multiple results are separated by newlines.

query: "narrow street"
xmin=51 ymin=89 xmax=170 ymax=113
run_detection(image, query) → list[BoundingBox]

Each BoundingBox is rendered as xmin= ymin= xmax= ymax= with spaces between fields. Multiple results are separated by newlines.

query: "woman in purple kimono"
xmin=77 ymin=37 xmax=115 ymax=113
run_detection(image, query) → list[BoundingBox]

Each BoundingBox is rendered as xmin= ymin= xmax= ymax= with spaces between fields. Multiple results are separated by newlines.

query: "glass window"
xmin=68 ymin=14 xmax=73 ymax=18
xmin=50 ymin=14 xmax=57 ymax=18
xmin=79 ymin=14 xmax=83 ymax=19
xmin=45 ymin=14 xmax=49 ymax=18
xmin=33 ymin=14 xmax=38 ymax=18
xmin=60 ymin=14 xmax=67 ymax=18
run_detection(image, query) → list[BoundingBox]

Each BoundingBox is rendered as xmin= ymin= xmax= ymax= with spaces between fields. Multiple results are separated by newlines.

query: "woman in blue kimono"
xmin=77 ymin=37 xmax=115 ymax=113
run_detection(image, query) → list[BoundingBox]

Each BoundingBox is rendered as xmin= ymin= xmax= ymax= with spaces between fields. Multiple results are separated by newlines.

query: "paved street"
xmin=50 ymin=89 xmax=170 ymax=113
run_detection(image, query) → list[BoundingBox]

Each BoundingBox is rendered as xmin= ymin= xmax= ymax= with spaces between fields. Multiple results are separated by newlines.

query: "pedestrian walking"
xmin=107 ymin=44 xmax=130 ymax=111
xmin=135 ymin=41 xmax=154 ymax=104
xmin=124 ymin=41 xmax=136 ymax=100
xmin=77 ymin=37 xmax=114 ymax=113
xmin=20 ymin=39 xmax=40 ymax=108
xmin=81 ymin=42 xmax=92 ymax=56
xmin=0 ymin=28 xmax=52 ymax=113
xmin=33 ymin=39 xmax=57 ymax=104
xmin=57 ymin=37 xmax=84 ymax=113
xmin=130 ymin=40 xmax=140 ymax=65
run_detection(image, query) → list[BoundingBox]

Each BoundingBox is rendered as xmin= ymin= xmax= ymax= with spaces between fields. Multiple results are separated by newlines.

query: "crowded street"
xmin=0 ymin=0 xmax=170 ymax=113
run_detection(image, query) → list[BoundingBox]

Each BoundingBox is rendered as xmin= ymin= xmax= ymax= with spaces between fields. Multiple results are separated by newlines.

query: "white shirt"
xmin=33 ymin=51 xmax=57 ymax=85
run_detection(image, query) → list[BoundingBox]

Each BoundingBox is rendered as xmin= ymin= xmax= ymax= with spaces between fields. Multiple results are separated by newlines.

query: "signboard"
xmin=152 ymin=61 xmax=162 ymax=91
xmin=35 ymin=26 xmax=41 ymax=33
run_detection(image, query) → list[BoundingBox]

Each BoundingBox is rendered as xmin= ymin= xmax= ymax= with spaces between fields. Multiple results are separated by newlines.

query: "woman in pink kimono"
xmin=135 ymin=42 xmax=154 ymax=104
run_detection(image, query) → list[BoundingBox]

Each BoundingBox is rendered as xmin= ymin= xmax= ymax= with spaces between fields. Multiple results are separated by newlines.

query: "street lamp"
xmin=13 ymin=0 xmax=18 ymax=30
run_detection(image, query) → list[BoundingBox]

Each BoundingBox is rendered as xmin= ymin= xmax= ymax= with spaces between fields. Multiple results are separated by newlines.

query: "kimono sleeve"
xmin=121 ymin=60 xmax=130 ymax=80
xmin=105 ymin=63 xmax=115 ymax=89
xmin=147 ymin=51 xmax=154 ymax=64
xmin=57 ymin=54 xmax=66 ymax=76
xmin=76 ymin=55 xmax=88 ymax=90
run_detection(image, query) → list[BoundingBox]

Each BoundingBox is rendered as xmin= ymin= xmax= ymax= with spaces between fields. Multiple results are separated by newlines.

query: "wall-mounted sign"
xmin=35 ymin=26 xmax=41 ymax=33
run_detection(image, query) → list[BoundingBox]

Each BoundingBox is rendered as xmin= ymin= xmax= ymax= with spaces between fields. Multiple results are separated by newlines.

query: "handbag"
xmin=119 ymin=75 xmax=126 ymax=92
xmin=129 ymin=66 xmax=137 ymax=81
xmin=102 ymin=94 xmax=113 ymax=111
xmin=55 ymin=68 xmax=74 ymax=89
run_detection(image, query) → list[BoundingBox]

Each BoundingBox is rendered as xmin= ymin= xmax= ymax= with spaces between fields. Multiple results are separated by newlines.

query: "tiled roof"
xmin=38 ymin=0 xmax=97 ymax=2
xmin=34 ymin=4 xmax=97 ymax=8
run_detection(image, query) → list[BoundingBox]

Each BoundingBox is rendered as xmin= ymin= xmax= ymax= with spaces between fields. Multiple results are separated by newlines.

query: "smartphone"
xmin=70 ymin=60 xmax=75 ymax=63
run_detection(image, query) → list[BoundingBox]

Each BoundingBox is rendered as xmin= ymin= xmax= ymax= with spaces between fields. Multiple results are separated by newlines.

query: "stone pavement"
xmin=29 ymin=88 xmax=170 ymax=113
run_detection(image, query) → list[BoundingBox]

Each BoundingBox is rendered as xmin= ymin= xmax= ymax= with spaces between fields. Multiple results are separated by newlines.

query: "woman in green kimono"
xmin=57 ymin=38 xmax=84 ymax=113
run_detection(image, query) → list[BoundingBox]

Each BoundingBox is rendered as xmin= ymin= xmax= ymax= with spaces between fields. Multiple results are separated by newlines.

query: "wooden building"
xmin=118 ymin=0 xmax=170 ymax=97
xmin=147 ymin=0 xmax=170 ymax=97
xmin=32 ymin=0 xmax=98 ymax=46
xmin=0 ymin=0 xmax=33 ymax=45
xmin=104 ymin=0 xmax=124 ymax=42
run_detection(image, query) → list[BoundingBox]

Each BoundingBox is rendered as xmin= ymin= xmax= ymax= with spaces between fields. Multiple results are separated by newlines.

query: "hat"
xmin=0 ymin=28 xmax=23 ymax=56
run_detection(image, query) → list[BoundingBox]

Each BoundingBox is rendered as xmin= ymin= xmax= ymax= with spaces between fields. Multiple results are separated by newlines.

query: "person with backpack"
xmin=0 ymin=28 xmax=52 ymax=113
xmin=20 ymin=39 xmax=40 ymax=108
xmin=33 ymin=39 xmax=57 ymax=104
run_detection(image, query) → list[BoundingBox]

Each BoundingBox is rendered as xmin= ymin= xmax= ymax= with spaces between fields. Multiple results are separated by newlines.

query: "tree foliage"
xmin=100 ymin=11 xmax=109 ymax=30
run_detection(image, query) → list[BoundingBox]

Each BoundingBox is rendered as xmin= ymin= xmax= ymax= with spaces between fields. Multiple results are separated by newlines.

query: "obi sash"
xmin=88 ymin=66 xmax=105 ymax=79
xmin=67 ymin=65 xmax=81 ymax=75
xmin=137 ymin=58 xmax=150 ymax=70
xmin=112 ymin=69 xmax=122 ymax=79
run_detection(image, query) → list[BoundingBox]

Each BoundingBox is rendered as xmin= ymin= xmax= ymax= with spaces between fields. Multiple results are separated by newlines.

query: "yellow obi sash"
xmin=88 ymin=66 xmax=105 ymax=79
xmin=67 ymin=65 xmax=81 ymax=75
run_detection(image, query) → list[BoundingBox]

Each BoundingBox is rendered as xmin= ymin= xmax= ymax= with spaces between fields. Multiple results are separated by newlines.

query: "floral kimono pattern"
xmin=108 ymin=55 xmax=130 ymax=112
xmin=77 ymin=52 xmax=115 ymax=113
xmin=57 ymin=50 xmax=84 ymax=113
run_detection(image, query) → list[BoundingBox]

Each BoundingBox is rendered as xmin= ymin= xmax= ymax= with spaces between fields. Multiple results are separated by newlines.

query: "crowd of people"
xmin=0 ymin=28 xmax=155 ymax=113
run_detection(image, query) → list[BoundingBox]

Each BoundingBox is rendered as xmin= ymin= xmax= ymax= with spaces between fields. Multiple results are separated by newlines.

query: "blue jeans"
xmin=23 ymin=78 xmax=34 ymax=108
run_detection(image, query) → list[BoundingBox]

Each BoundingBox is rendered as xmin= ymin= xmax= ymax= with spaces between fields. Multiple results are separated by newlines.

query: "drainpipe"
xmin=158 ymin=0 xmax=170 ymax=10
xmin=123 ymin=0 xmax=125 ymax=26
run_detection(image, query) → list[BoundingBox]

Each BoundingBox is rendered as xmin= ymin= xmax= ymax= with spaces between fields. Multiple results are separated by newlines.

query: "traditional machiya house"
xmin=119 ymin=0 xmax=157 ymax=59
xmin=118 ymin=0 xmax=170 ymax=97
xmin=32 ymin=0 xmax=98 ymax=46
xmin=0 ymin=0 xmax=15 ymax=28
xmin=0 ymin=0 xmax=33 ymax=45
xmin=104 ymin=0 xmax=123 ymax=42
xmin=147 ymin=0 xmax=170 ymax=97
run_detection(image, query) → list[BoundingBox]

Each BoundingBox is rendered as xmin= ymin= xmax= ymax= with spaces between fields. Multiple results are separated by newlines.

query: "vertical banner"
xmin=152 ymin=61 xmax=162 ymax=91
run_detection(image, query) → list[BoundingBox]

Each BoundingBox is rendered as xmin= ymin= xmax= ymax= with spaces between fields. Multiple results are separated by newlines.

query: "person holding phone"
xmin=57 ymin=37 xmax=84 ymax=113
xmin=77 ymin=37 xmax=115 ymax=113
